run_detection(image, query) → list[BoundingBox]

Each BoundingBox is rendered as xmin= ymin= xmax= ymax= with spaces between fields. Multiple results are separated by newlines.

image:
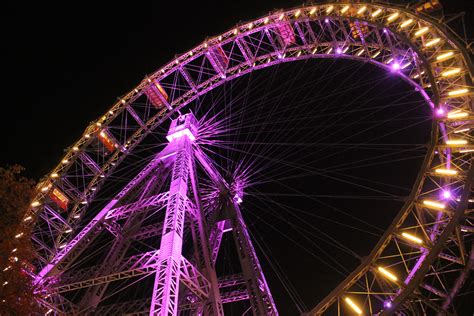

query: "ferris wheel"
xmin=8 ymin=1 xmax=474 ymax=315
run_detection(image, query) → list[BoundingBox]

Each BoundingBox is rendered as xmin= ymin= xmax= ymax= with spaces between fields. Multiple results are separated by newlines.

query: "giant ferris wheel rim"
xmin=24 ymin=1 xmax=474 ymax=314
xmin=34 ymin=1 xmax=473 ymax=187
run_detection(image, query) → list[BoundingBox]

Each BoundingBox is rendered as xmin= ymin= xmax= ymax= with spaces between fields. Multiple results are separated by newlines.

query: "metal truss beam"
xmin=150 ymin=118 xmax=193 ymax=315
xmin=105 ymin=192 xmax=169 ymax=220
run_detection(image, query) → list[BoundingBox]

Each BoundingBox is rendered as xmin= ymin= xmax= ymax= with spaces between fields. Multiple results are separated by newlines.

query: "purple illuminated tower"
xmin=150 ymin=113 xmax=277 ymax=315
xmin=35 ymin=113 xmax=278 ymax=315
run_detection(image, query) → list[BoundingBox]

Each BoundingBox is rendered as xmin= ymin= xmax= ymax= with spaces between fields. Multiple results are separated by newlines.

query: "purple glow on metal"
xmin=35 ymin=199 xmax=118 ymax=282
xmin=151 ymin=114 xmax=196 ymax=314
xmin=277 ymin=53 xmax=283 ymax=59
xmin=383 ymin=28 xmax=388 ymax=33
xmin=384 ymin=300 xmax=392 ymax=308
xmin=391 ymin=62 xmax=401 ymax=71
xmin=442 ymin=190 xmax=452 ymax=199
xmin=325 ymin=18 xmax=329 ymax=23
xmin=436 ymin=108 xmax=445 ymax=116
xmin=234 ymin=194 xmax=243 ymax=204
xmin=336 ymin=48 xmax=342 ymax=54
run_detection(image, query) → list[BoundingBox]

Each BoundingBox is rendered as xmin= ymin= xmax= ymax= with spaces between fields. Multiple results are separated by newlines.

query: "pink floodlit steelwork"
xmin=391 ymin=62 xmax=401 ymax=71
xmin=14 ymin=2 xmax=473 ymax=315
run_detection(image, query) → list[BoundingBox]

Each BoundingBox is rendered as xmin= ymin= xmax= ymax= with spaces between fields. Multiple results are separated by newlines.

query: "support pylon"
xmin=150 ymin=114 xmax=197 ymax=315
xmin=225 ymin=199 xmax=279 ymax=315
xmin=39 ymin=113 xmax=278 ymax=315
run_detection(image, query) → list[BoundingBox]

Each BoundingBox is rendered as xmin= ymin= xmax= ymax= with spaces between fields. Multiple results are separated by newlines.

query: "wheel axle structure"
xmin=6 ymin=1 xmax=474 ymax=315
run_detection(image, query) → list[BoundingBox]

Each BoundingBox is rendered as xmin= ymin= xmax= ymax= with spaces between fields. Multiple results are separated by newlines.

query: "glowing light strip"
xmin=447 ymin=111 xmax=468 ymax=119
xmin=378 ymin=266 xmax=398 ymax=281
xmin=326 ymin=5 xmax=334 ymax=13
xmin=341 ymin=6 xmax=349 ymax=14
xmin=400 ymin=19 xmax=414 ymax=28
xmin=446 ymin=139 xmax=468 ymax=146
xmin=414 ymin=27 xmax=429 ymax=37
xmin=357 ymin=6 xmax=367 ymax=15
xmin=435 ymin=168 xmax=458 ymax=175
xmin=448 ymin=89 xmax=469 ymax=97
xmin=309 ymin=8 xmax=316 ymax=15
xmin=423 ymin=200 xmax=445 ymax=209
xmin=441 ymin=68 xmax=461 ymax=77
xmin=401 ymin=62 xmax=411 ymax=69
xmin=436 ymin=51 xmax=454 ymax=61
xmin=454 ymin=128 xmax=470 ymax=134
xmin=425 ymin=38 xmax=441 ymax=47
xmin=401 ymin=232 xmax=423 ymax=244
xmin=371 ymin=9 xmax=382 ymax=17
xmin=387 ymin=12 xmax=399 ymax=22
xmin=344 ymin=297 xmax=363 ymax=315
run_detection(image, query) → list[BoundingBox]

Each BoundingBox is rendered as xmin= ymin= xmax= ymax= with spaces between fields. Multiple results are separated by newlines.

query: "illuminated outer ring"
xmin=22 ymin=2 xmax=473 ymax=314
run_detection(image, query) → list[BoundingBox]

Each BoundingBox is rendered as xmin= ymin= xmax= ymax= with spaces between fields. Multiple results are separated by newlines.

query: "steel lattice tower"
xmin=36 ymin=113 xmax=278 ymax=315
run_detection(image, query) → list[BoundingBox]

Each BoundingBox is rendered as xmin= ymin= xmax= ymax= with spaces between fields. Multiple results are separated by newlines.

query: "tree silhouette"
xmin=0 ymin=165 xmax=43 ymax=315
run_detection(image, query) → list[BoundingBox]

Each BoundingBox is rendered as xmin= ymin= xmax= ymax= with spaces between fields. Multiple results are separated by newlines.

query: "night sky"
xmin=2 ymin=1 xmax=474 ymax=314
xmin=1 ymin=1 xmax=472 ymax=178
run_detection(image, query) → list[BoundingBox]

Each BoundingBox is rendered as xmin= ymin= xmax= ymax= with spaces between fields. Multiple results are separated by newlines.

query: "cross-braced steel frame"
xmin=6 ymin=1 xmax=474 ymax=315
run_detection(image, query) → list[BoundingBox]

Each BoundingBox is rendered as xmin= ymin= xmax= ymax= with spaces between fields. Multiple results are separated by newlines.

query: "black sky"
xmin=1 ymin=0 xmax=473 ymax=179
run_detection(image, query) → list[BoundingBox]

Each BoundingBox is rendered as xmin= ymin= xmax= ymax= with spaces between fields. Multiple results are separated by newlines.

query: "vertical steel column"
xmin=150 ymin=114 xmax=195 ymax=315
xmin=227 ymin=200 xmax=279 ymax=316
xmin=188 ymin=157 xmax=224 ymax=316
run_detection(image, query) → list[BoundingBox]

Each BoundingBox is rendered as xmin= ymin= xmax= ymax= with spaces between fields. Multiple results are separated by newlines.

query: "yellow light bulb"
xmin=344 ymin=297 xmax=363 ymax=315
xmin=448 ymin=89 xmax=469 ymax=97
xmin=401 ymin=232 xmax=423 ymax=244
xmin=400 ymin=19 xmax=414 ymax=28
xmin=357 ymin=6 xmax=367 ymax=15
xmin=435 ymin=168 xmax=458 ymax=175
xmin=423 ymin=200 xmax=445 ymax=209
xmin=425 ymin=38 xmax=441 ymax=47
xmin=436 ymin=51 xmax=454 ymax=61
xmin=441 ymin=68 xmax=461 ymax=77
xmin=414 ymin=27 xmax=429 ymax=37
xmin=378 ymin=266 xmax=398 ymax=281
xmin=372 ymin=9 xmax=382 ymax=17
xmin=387 ymin=12 xmax=399 ymax=22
